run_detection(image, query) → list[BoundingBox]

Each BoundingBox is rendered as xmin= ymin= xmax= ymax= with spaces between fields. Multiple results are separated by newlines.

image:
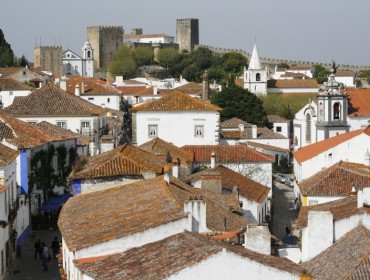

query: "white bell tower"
xmin=243 ymin=42 xmax=268 ymax=95
xmin=81 ymin=41 xmax=94 ymax=77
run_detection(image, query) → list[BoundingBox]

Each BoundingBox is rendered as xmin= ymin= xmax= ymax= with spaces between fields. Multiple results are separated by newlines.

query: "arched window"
xmin=256 ymin=73 xmax=261 ymax=81
xmin=87 ymin=50 xmax=91 ymax=58
xmin=333 ymin=102 xmax=340 ymax=120
xmin=67 ymin=63 xmax=71 ymax=72
xmin=305 ymin=114 xmax=311 ymax=143
xmin=245 ymin=73 xmax=248 ymax=81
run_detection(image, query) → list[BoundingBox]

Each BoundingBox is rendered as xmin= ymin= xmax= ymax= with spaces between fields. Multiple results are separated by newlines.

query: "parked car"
xmin=285 ymin=177 xmax=294 ymax=187
xmin=274 ymin=173 xmax=286 ymax=183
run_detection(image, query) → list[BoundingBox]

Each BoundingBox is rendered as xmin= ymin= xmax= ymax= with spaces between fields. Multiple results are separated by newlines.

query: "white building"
xmin=123 ymin=32 xmax=175 ymax=44
xmin=131 ymin=90 xmax=221 ymax=146
xmin=267 ymin=115 xmax=290 ymax=139
xmin=62 ymin=41 xmax=94 ymax=77
xmin=0 ymin=77 xmax=33 ymax=108
xmin=335 ymin=70 xmax=357 ymax=88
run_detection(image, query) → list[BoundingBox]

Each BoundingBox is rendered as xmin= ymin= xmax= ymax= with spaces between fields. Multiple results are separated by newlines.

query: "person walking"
xmin=34 ymin=239 xmax=41 ymax=260
xmin=51 ymin=237 xmax=59 ymax=260
xmin=41 ymin=242 xmax=49 ymax=271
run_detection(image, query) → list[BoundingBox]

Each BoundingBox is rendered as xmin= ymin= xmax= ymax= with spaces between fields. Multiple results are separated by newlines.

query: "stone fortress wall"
xmin=34 ymin=46 xmax=63 ymax=76
xmin=196 ymin=44 xmax=370 ymax=70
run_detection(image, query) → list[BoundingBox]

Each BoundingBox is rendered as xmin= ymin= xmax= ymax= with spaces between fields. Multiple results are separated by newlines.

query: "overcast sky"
xmin=2 ymin=0 xmax=370 ymax=66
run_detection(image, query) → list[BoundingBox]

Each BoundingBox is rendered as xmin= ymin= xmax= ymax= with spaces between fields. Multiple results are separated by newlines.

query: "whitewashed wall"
xmin=81 ymin=94 xmax=121 ymax=111
xmin=0 ymin=90 xmax=32 ymax=108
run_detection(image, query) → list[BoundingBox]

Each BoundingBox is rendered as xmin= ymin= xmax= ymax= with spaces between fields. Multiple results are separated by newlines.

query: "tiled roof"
xmin=34 ymin=121 xmax=90 ymax=146
xmin=30 ymin=68 xmax=51 ymax=77
xmin=288 ymin=66 xmax=313 ymax=71
xmin=0 ymin=112 xmax=76 ymax=149
xmin=246 ymin=141 xmax=290 ymax=153
xmin=174 ymin=82 xmax=203 ymax=95
xmin=138 ymin=137 xmax=193 ymax=167
xmin=69 ymin=144 xmax=165 ymax=179
xmin=304 ymin=226 xmax=370 ymax=280
xmin=0 ymin=185 xmax=9 ymax=194
xmin=0 ymin=144 xmax=18 ymax=165
xmin=267 ymin=115 xmax=289 ymax=123
xmin=65 ymin=76 xmax=121 ymax=96
xmin=74 ymin=232 xmax=305 ymax=279
xmin=220 ymin=117 xmax=253 ymax=129
xmin=267 ymin=79 xmax=318 ymax=89
xmin=168 ymin=176 xmax=249 ymax=231
xmin=336 ymin=70 xmax=356 ymax=77
xmin=347 ymin=88 xmax=370 ymax=117
xmin=296 ymin=195 xmax=370 ymax=228
xmin=183 ymin=165 xmax=270 ymax=203
xmin=131 ymin=90 xmax=221 ymax=111
xmin=220 ymin=127 xmax=287 ymax=140
xmin=298 ymin=161 xmax=370 ymax=196
xmin=3 ymin=83 xmax=107 ymax=116
xmin=58 ymin=176 xmax=187 ymax=251
xmin=182 ymin=145 xmax=274 ymax=163
xmin=279 ymin=73 xmax=310 ymax=79
xmin=0 ymin=77 xmax=34 ymax=91
xmin=293 ymin=128 xmax=370 ymax=163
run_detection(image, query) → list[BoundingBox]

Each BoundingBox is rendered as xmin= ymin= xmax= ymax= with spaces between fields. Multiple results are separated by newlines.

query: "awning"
xmin=39 ymin=193 xmax=72 ymax=212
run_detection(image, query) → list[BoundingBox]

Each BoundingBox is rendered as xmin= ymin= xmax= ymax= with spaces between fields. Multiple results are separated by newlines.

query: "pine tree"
xmin=0 ymin=29 xmax=15 ymax=67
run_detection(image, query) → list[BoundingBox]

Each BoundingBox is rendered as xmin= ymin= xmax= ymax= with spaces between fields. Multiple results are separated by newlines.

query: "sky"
xmin=2 ymin=0 xmax=370 ymax=66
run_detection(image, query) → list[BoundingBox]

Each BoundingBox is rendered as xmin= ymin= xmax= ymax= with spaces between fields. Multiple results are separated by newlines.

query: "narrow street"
xmin=271 ymin=180 xmax=299 ymax=243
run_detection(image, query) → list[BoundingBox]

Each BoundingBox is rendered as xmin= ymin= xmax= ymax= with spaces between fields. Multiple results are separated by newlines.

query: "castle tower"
xmin=34 ymin=46 xmax=63 ymax=76
xmin=81 ymin=41 xmax=94 ymax=77
xmin=176 ymin=18 xmax=199 ymax=52
xmin=87 ymin=26 xmax=124 ymax=69
xmin=243 ymin=42 xmax=268 ymax=95
xmin=316 ymin=69 xmax=349 ymax=141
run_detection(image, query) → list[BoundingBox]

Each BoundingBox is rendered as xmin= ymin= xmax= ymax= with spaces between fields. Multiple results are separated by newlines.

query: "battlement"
xmin=177 ymin=18 xmax=198 ymax=22
xmin=35 ymin=45 xmax=62 ymax=49
xmin=87 ymin=25 xmax=124 ymax=32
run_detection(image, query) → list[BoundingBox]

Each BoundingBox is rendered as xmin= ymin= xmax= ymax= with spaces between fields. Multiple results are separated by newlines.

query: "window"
xmin=75 ymin=65 xmax=78 ymax=72
xmin=67 ymin=63 xmax=71 ymax=72
xmin=194 ymin=125 xmax=204 ymax=137
xmin=56 ymin=122 xmax=66 ymax=129
xmin=23 ymin=71 xmax=26 ymax=75
xmin=81 ymin=122 xmax=90 ymax=135
xmin=87 ymin=50 xmax=91 ymax=58
xmin=309 ymin=200 xmax=318 ymax=206
xmin=148 ymin=125 xmax=158 ymax=138
xmin=276 ymin=126 xmax=282 ymax=132
xmin=305 ymin=114 xmax=311 ymax=143
xmin=107 ymin=98 xmax=110 ymax=103
xmin=88 ymin=97 xmax=94 ymax=101
xmin=256 ymin=73 xmax=261 ymax=81
xmin=333 ymin=102 xmax=340 ymax=120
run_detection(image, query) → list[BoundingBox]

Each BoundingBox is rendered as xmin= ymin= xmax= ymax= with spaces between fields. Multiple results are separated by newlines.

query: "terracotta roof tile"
xmin=74 ymin=231 xmax=305 ymax=279
xmin=0 ymin=185 xmax=9 ymax=193
xmin=0 ymin=67 xmax=21 ymax=76
xmin=336 ymin=70 xmax=357 ymax=77
xmin=58 ymin=176 xmax=187 ymax=251
xmin=267 ymin=115 xmax=289 ymax=123
xmin=182 ymin=145 xmax=274 ymax=163
xmin=0 ymin=144 xmax=18 ymax=165
xmin=174 ymin=82 xmax=203 ymax=95
xmin=304 ymin=226 xmax=370 ymax=280
xmin=246 ymin=141 xmax=290 ymax=153
xmin=279 ymin=73 xmax=310 ymax=79
xmin=0 ymin=112 xmax=76 ymax=149
xmin=183 ymin=165 xmax=270 ymax=203
xmin=296 ymin=195 xmax=370 ymax=229
xmin=220 ymin=118 xmax=253 ymax=129
xmin=220 ymin=126 xmax=287 ymax=141
xmin=70 ymin=144 xmax=165 ymax=179
xmin=0 ymin=77 xmax=34 ymax=91
xmin=65 ymin=76 xmax=121 ymax=96
xmin=293 ymin=128 xmax=370 ymax=163
xmin=347 ymin=88 xmax=370 ymax=117
xmin=298 ymin=161 xmax=370 ymax=196
xmin=3 ymin=83 xmax=107 ymax=116
xmin=138 ymin=137 xmax=193 ymax=167
xmin=267 ymin=79 xmax=318 ymax=89
xmin=131 ymin=90 xmax=221 ymax=111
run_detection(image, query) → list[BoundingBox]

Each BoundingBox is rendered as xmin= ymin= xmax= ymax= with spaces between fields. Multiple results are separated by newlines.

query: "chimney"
xmin=363 ymin=187 xmax=370 ymax=206
xmin=252 ymin=125 xmax=257 ymax=139
xmin=75 ymin=84 xmax=80 ymax=96
xmin=200 ymin=174 xmax=222 ymax=193
xmin=210 ymin=151 xmax=216 ymax=168
xmin=202 ymin=70 xmax=209 ymax=101
xmin=184 ymin=197 xmax=207 ymax=233
xmin=244 ymin=225 xmax=271 ymax=255
xmin=164 ymin=164 xmax=170 ymax=183
xmin=239 ymin=123 xmax=245 ymax=131
xmin=81 ymin=82 xmax=85 ymax=94
xmin=60 ymin=76 xmax=67 ymax=91
xmin=153 ymin=85 xmax=158 ymax=95
xmin=357 ymin=189 xmax=364 ymax=208
xmin=364 ymin=150 xmax=370 ymax=166
xmin=115 ymin=76 xmax=124 ymax=85
xmin=172 ymin=159 xmax=179 ymax=178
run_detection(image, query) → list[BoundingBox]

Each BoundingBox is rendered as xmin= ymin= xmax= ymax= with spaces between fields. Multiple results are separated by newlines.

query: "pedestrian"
xmin=34 ymin=239 xmax=41 ymax=260
xmin=41 ymin=242 xmax=49 ymax=271
xmin=51 ymin=237 xmax=59 ymax=260
xmin=285 ymin=225 xmax=291 ymax=237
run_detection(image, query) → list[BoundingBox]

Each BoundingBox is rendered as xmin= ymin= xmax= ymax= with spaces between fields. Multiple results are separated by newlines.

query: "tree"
xmin=277 ymin=63 xmax=289 ymax=69
xmin=156 ymin=47 xmax=180 ymax=70
xmin=211 ymin=80 xmax=270 ymax=127
xmin=108 ymin=45 xmax=137 ymax=78
xmin=182 ymin=63 xmax=201 ymax=82
xmin=0 ymin=29 xmax=15 ymax=67
xmin=222 ymin=52 xmax=248 ymax=76
xmin=189 ymin=47 xmax=213 ymax=69
xmin=313 ymin=64 xmax=330 ymax=84
xmin=133 ymin=46 xmax=154 ymax=67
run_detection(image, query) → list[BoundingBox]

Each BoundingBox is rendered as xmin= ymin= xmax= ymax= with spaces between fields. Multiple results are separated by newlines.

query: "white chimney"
xmin=164 ymin=165 xmax=170 ymax=183
xmin=153 ymin=85 xmax=158 ymax=95
xmin=81 ymin=82 xmax=85 ymax=94
xmin=210 ymin=152 xmax=216 ymax=168
xmin=363 ymin=187 xmax=370 ymax=206
xmin=75 ymin=84 xmax=80 ymax=97
xmin=364 ymin=150 xmax=370 ymax=166
xmin=244 ymin=225 xmax=271 ymax=255
xmin=239 ymin=123 xmax=244 ymax=131
xmin=184 ymin=198 xmax=207 ymax=233
xmin=60 ymin=76 xmax=67 ymax=91
xmin=252 ymin=125 xmax=257 ymax=139
xmin=172 ymin=160 xmax=179 ymax=178
xmin=357 ymin=189 xmax=364 ymax=208
xmin=115 ymin=75 xmax=124 ymax=85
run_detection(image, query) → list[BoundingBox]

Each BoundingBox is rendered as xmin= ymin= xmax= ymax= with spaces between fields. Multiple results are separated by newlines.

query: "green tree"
xmin=156 ymin=47 xmax=180 ymax=69
xmin=0 ymin=29 xmax=15 ymax=67
xmin=313 ymin=64 xmax=330 ymax=84
xmin=189 ymin=47 xmax=213 ymax=69
xmin=133 ymin=46 xmax=154 ymax=67
xmin=182 ymin=63 xmax=201 ymax=82
xmin=108 ymin=45 xmax=137 ymax=78
xmin=211 ymin=80 xmax=269 ymax=127
xmin=222 ymin=52 xmax=248 ymax=76
xmin=277 ymin=63 xmax=289 ymax=69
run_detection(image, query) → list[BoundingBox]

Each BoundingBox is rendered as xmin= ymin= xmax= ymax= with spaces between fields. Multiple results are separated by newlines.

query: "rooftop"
xmin=347 ymin=88 xmax=370 ymax=117
xmin=65 ymin=76 xmax=121 ymax=96
xmin=267 ymin=79 xmax=318 ymax=89
xmin=267 ymin=115 xmax=289 ymax=123
xmin=0 ymin=144 xmax=18 ymax=165
xmin=0 ymin=77 xmax=34 ymax=91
